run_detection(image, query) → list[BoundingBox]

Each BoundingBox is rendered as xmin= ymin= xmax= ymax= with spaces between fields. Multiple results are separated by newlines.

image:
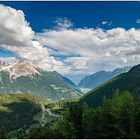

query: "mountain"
xmin=78 ymin=66 xmax=132 ymax=90
xmin=80 ymin=64 xmax=140 ymax=108
xmin=0 ymin=60 xmax=82 ymax=101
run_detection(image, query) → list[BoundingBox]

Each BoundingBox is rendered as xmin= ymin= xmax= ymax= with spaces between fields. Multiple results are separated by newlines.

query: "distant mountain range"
xmin=78 ymin=66 xmax=132 ymax=91
xmin=80 ymin=64 xmax=140 ymax=108
xmin=0 ymin=60 xmax=82 ymax=101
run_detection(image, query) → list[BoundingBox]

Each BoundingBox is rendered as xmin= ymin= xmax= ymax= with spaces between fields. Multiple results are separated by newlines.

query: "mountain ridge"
xmin=0 ymin=60 xmax=42 ymax=79
xmin=80 ymin=64 xmax=140 ymax=108
xmin=0 ymin=59 xmax=82 ymax=101
xmin=78 ymin=66 xmax=132 ymax=90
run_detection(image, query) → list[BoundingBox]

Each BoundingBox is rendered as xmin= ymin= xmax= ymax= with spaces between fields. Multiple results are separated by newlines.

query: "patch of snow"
xmin=0 ymin=59 xmax=42 ymax=80
xmin=80 ymin=88 xmax=91 ymax=93
xmin=15 ymin=91 xmax=23 ymax=93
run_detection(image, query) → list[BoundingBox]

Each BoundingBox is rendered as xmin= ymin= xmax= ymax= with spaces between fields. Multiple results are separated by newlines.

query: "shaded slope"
xmin=80 ymin=64 xmax=140 ymax=108
xmin=0 ymin=94 xmax=44 ymax=132
xmin=78 ymin=66 xmax=131 ymax=89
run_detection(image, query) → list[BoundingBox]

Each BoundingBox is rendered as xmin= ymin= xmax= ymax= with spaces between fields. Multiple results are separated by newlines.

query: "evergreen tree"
xmin=24 ymin=90 xmax=139 ymax=139
xmin=135 ymin=96 xmax=140 ymax=138
xmin=120 ymin=91 xmax=136 ymax=138
xmin=0 ymin=127 xmax=6 ymax=139
xmin=82 ymin=103 xmax=94 ymax=138
xmin=59 ymin=104 xmax=83 ymax=138
xmin=26 ymin=125 xmax=63 ymax=139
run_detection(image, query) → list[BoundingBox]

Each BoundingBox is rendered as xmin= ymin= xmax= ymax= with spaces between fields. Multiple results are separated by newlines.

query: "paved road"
xmin=45 ymin=109 xmax=59 ymax=117
xmin=40 ymin=103 xmax=59 ymax=126
xmin=41 ymin=103 xmax=59 ymax=117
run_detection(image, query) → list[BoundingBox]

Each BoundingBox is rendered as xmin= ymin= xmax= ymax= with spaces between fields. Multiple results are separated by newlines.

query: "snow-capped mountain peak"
xmin=0 ymin=59 xmax=82 ymax=101
xmin=0 ymin=60 xmax=41 ymax=79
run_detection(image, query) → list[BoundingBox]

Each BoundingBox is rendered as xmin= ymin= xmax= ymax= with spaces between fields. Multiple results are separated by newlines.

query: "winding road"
xmin=40 ymin=103 xmax=59 ymax=126
xmin=45 ymin=108 xmax=59 ymax=117
xmin=41 ymin=103 xmax=59 ymax=117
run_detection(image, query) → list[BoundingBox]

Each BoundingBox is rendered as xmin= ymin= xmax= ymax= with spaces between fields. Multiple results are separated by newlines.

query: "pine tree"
xmin=135 ymin=96 xmax=140 ymax=138
xmin=59 ymin=104 xmax=83 ymax=138
xmin=120 ymin=91 xmax=136 ymax=138
xmin=0 ymin=127 xmax=6 ymax=139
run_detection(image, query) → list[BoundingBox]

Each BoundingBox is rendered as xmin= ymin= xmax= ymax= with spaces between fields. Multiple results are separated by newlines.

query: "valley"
xmin=0 ymin=1 xmax=140 ymax=139
xmin=0 ymin=60 xmax=140 ymax=139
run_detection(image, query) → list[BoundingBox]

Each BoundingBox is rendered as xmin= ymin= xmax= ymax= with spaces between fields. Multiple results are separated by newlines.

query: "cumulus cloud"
xmin=53 ymin=17 xmax=73 ymax=30
xmin=0 ymin=57 xmax=17 ymax=64
xmin=64 ymin=57 xmax=90 ymax=71
xmin=0 ymin=4 xmax=69 ymax=73
xmin=37 ymin=27 xmax=140 ymax=74
xmin=0 ymin=4 xmax=33 ymax=46
xmin=1 ymin=4 xmax=140 ymax=80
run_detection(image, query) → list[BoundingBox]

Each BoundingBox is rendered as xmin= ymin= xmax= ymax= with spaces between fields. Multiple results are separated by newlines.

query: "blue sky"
xmin=1 ymin=1 xmax=140 ymax=31
xmin=0 ymin=2 xmax=140 ymax=83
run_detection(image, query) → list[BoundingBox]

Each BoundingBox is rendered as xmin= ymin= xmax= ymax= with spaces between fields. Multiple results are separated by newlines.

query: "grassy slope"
xmin=0 ymin=71 xmax=82 ymax=101
xmin=80 ymin=64 xmax=140 ymax=108
xmin=0 ymin=94 xmax=48 ymax=133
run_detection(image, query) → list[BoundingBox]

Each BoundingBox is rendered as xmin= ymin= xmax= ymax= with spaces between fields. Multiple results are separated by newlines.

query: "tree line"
xmin=0 ymin=90 xmax=139 ymax=138
xmin=24 ymin=90 xmax=140 ymax=139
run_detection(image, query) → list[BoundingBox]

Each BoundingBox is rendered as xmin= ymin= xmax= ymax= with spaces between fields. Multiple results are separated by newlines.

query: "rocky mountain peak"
xmin=9 ymin=60 xmax=41 ymax=79
xmin=0 ymin=59 xmax=41 ymax=79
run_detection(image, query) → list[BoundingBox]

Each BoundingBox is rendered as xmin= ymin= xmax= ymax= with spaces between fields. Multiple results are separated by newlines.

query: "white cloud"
xmin=0 ymin=4 xmax=33 ymax=46
xmin=64 ymin=57 xmax=90 ymax=71
xmin=53 ymin=17 xmax=73 ymax=30
xmin=0 ymin=57 xmax=16 ymax=64
xmin=101 ymin=21 xmax=108 ymax=25
xmin=1 ymin=4 xmax=140 ymax=81
xmin=37 ymin=27 xmax=140 ymax=74
xmin=136 ymin=18 xmax=140 ymax=24
xmin=101 ymin=21 xmax=112 ymax=26
xmin=0 ymin=4 xmax=69 ymax=74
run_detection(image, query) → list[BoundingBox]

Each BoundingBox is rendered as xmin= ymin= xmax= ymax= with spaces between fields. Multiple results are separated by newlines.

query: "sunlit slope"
xmin=0 ymin=94 xmax=46 ymax=132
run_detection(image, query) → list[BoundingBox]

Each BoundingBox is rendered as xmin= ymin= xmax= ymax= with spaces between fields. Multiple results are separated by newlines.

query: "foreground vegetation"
xmin=0 ymin=94 xmax=47 ymax=138
xmin=20 ymin=91 xmax=140 ymax=139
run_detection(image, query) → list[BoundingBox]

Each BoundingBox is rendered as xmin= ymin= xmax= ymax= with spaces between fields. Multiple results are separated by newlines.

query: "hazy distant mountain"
xmin=78 ymin=66 xmax=132 ymax=90
xmin=0 ymin=60 xmax=82 ymax=101
xmin=80 ymin=64 xmax=140 ymax=108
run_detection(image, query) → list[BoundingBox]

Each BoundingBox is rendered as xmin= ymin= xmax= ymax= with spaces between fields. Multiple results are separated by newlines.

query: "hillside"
xmin=78 ymin=66 xmax=131 ymax=90
xmin=0 ymin=60 xmax=82 ymax=101
xmin=80 ymin=64 xmax=140 ymax=107
xmin=0 ymin=94 xmax=45 ymax=133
